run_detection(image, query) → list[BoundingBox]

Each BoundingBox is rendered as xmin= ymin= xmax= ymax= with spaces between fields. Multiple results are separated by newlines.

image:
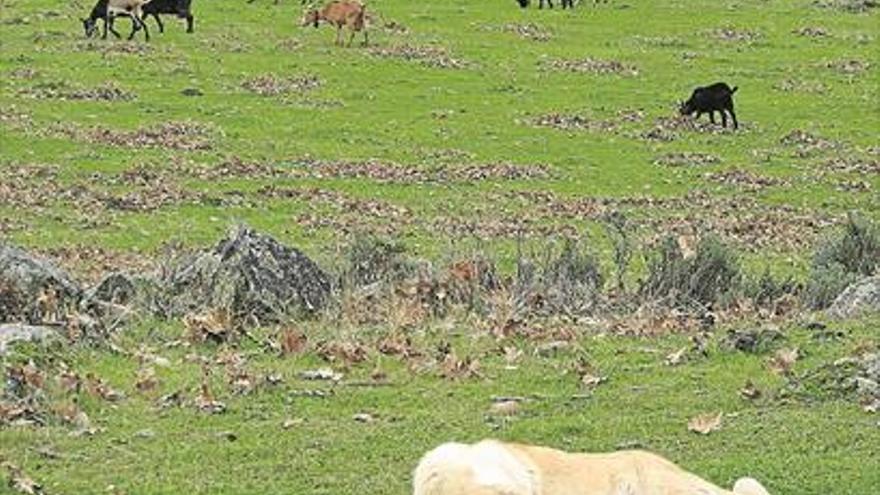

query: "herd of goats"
xmin=78 ymin=0 xmax=741 ymax=127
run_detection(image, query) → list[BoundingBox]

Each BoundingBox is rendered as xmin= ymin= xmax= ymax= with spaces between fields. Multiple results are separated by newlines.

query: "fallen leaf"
xmin=489 ymin=400 xmax=520 ymax=416
xmin=739 ymin=380 xmax=762 ymax=400
xmin=688 ymin=412 xmax=724 ymax=435
xmin=2 ymin=462 xmax=43 ymax=494
xmin=298 ymin=368 xmax=343 ymax=382
xmin=135 ymin=367 xmax=159 ymax=393
xmin=279 ymin=328 xmax=307 ymax=356
xmin=665 ymin=347 xmax=688 ymax=366
xmin=353 ymin=413 xmax=374 ymax=423
xmin=581 ymin=373 xmax=607 ymax=390
xmin=768 ymin=348 xmax=799 ymax=375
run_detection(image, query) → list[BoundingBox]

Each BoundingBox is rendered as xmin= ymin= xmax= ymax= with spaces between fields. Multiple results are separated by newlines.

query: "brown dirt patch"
xmin=298 ymin=159 xmax=551 ymax=183
xmin=51 ymin=120 xmax=217 ymax=151
xmin=709 ymin=27 xmax=763 ymax=43
xmin=794 ymin=26 xmax=830 ymax=37
xmin=824 ymin=59 xmax=870 ymax=75
xmin=9 ymin=68 xmax=38 ymax=80
xmin=774 ymin=79 xmax=828 ymax=94
xmin=368 ymin=44 xmax=470 ymax=69
xmin=704 ymin=169 xmax=789 ymax=191
xmin=502 ymin=23 xmax=552 ymax=42
xmin=505 ymin=190 xmax=838 ymax=252
xmin=640 ymin=116 xmax=741 ymax=141
xmin=653 ymin=152 xmax=720 ymax=167
xmin=834 ymin=179 xmax=873 ymax=193
xmin=241 ymin=74 xmax=321 ymax=96
xmin=541 ymin=58 xmax=639 ymax=76
xmin=532 ymin=113 xmax=618 ymax=132
xmin=19 ymin=81 xmax=135 ymax=102
xmin=819 ymin=157 xmax=880 ymax=175
xmin=38 ymin=246 xmax=155 ymax=284
xmin=780 ymin=129 xmax=840 ymax=157
xmin=260 ymin=186 xmax=412 ymax=222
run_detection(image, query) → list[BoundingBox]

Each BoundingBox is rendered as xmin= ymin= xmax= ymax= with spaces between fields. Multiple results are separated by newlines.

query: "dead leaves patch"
xmin=541 ymin=58 xmax=639 ymax=77
xmin=704 ymin=169 xmax=788 ymax=191
xmin=501 ymin=23 xmax=552 ymax=42
xmin=688 ymin=411 xmax=723 ymax=435
xmin=653 ymin=152 xmax=720 ymax=168
xmin=824 ymin=59 xmax=871 ymax=75
xmin=708 ymin=27 xmax=763 ymax=43
xmin=368 ymin=44 xmax=470 ymax=69
xmin=240 ymin=74 xmax=321 ymax=96
xmin=51 ymin=120 xmax=217 ymax=151
xmin=18 ymin=81 xmax=135 ymax=102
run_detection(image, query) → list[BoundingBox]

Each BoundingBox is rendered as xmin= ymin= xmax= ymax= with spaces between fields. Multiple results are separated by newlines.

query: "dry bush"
xmin=639 ymin=236 xmax=741 ymax=310
xmin=806 ymin=215 xmax=879 ymax=309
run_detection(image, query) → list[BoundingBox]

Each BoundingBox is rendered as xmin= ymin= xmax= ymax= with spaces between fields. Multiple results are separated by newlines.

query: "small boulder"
xmin=164 ymin=226 xmax=331 ymax=323
xmin=0 ymin=245 xmax=81 ymax=323
xmin=827 ymin=275 xmax=880 ymax=319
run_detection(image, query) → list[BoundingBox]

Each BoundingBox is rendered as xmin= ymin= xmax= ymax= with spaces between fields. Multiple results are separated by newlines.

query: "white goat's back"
xmin=412 ymin=441 xmax=538 ymax=495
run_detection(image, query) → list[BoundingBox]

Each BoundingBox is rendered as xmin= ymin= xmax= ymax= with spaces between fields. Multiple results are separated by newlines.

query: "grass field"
xmin=1 ymin=0 xmax=879 ymax=493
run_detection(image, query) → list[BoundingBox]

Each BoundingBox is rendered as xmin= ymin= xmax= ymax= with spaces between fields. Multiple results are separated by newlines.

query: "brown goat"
xmin=301 ymin=1 xmax=368 ymax=47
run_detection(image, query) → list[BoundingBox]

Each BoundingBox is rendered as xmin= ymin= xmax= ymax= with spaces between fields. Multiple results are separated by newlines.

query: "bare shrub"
xmin=639 ymin=236 xmax=741 ymax=310
xmin=514 ymin=236 xmax=604 ymax=317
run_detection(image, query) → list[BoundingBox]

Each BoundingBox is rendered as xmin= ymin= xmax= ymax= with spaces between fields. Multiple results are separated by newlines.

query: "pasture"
xmin=0 ymin=0 xmax=878 ymax=493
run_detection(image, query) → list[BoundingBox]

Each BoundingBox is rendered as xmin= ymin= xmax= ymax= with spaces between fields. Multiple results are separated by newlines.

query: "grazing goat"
xmin=414 ymin=440 xmax=771 ymax=495
xmin=142 ymin=0 xmax=194 ymax=34
xmin=82 ymin=0 xmax=152 ymax=41
xmin=680 ymin=82 xmax=739 ymax=129
xmin=302 ymin=1 xmax=368 ymax=47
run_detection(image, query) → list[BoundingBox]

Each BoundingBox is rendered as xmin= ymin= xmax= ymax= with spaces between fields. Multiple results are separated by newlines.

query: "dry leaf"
xmin=282 ymin=418 xmax=304 ymax=429
xmin=768 ymin=348 xmax=799 ymax=375
xmin=581 ymin=373 xmax=607 ymax=390
xmin=665 ymin=347 xmax=688 ymax=366
xmin=688 ymin=412 xmax=724 ymax=435
xmin=279 ymin=328 xmax=307 ymax=356
xmin=298 ymin=368 xmax=343 ymax=382
xmin=2 ymin=462 xmax=43 ymax=494
xmin=85 ymin=373 xmax=124 ymax=402
xmin=353 ymin=412 xmax=374 ymax=423
xmin=135 ymin=367 xmax=159 ymax=393
xmin=739 ymin=380 xmax=762 ymax=400
xmin=489 ymin=400 xmax=520 ymax=416
xmin=439 ymin=352 xmax=482 ymax=380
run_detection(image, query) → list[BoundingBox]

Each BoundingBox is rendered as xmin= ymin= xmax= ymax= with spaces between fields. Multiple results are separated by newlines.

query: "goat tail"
xmin=730 ymin=86 xmax=739 ymax=94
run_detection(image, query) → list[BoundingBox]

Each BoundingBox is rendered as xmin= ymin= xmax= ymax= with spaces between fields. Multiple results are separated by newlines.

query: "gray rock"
xmin=163 ymin=226 xmax=331 ymax=323
xmin=827 ymin=275 xmax=880 ymax=319
xmin=0 ymin=323 xmax=59 ymax=355
xmin=0 ymin=244 xmax=81 ymax=323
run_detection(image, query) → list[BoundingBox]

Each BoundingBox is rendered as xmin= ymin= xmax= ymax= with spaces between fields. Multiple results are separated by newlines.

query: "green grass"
xmin=2 ymin=316 xmax=879 ymax=494
xmin=1 ymin=0 xmax=879 ymax=493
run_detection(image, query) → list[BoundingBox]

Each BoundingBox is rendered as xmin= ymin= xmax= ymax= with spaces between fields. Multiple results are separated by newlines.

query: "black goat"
xmin=82 ymin=0 xmax=193 ymax=40
xmin=142 ymin=0 xmax=195 ymax=34
xmin=679 ymin=82 xmax=739 ymax=129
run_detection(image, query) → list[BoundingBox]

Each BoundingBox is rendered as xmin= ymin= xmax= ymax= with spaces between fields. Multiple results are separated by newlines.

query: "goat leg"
xmin=362 ymin=29 xmax=369 ymax=47
xmin=152 ymin=13 xmax=164 ymax=33
xmin=709 ymin=111 xmax=716 ymax=125
xmin=728 ymin=108 xmax=738 ymax=130
xmin=186 ymin=14 xmax=194 ymax=33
